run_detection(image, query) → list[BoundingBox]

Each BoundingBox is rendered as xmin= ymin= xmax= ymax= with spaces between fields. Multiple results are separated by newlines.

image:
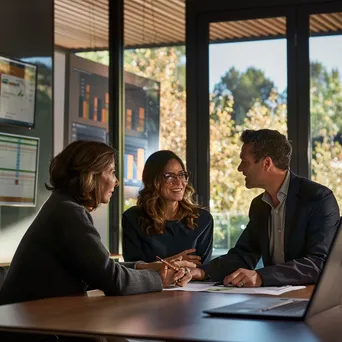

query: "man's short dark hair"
xmin=241 ymin=129 xmax=292 ymax=170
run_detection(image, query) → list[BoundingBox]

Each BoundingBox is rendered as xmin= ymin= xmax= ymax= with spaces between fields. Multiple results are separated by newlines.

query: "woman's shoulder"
xmin=44 ymin=192 xmax=91 ymax=223
xmin=49 ymin=191 xmax=86 ymax=211
xmin=197 ymin=208 xmax=213 ymax=218
xmin=28 ymin=192 xmax=92 ymax=236
xmin=122 ymin=206 xmax=144 ymax=220
xmin=122 ymin=206 xmax=147 ymax=233
xmin=196 ymin=208 xmax=214 ymax=224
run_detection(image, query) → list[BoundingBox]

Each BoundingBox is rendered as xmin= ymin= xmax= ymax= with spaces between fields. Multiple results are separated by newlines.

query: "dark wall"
xmin=0 ymin=0 xmax=53 ymax=260
xmin=0 ymin=0 xmax=53 ymax=58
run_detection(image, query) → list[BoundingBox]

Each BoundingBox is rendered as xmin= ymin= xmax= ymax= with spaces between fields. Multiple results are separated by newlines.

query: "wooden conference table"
xmin=0 ymin=285 xmax=337 ymax=342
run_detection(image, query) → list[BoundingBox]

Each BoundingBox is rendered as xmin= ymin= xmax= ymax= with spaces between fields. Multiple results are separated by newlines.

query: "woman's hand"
xmin=136 ymin=260 xmax=193 ymax=287
xmin=190 ymin=267 xmax=206 ymax=280
xmin=165 ymin=248 xmax=202 ymax=266
xmin=158 ymin=266 xmax=192 ymax=287
xmin=136 ymin=259 xmax=196 ymax=272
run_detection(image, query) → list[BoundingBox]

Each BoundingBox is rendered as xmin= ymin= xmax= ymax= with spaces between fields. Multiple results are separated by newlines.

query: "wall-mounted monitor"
xmin=67 ymin=55 xmax=160 ymax=194
xmin=71 ymin=122 xmax=107 ymax=144
xmin=0 ymin=55 xmax=37 ymax=128
xmin=0 ymin=132 xmax=39 ymax=206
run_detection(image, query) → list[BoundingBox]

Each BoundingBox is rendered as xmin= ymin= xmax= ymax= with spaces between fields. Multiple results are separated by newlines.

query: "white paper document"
xmin=164 ymin=282 xmax=217 ymax=291
xmin=164 ymin=282 xmax=306 ymax=295
xmin=206 ymin=285 xmax=306 ymax=295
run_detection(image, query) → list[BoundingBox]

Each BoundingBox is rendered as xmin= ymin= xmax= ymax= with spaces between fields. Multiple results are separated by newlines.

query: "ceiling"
xmin=54 ymin=0 xmax=342 ymax=50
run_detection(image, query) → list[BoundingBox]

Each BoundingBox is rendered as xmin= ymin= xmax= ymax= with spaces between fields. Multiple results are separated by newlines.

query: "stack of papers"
xmin=164 ymin=282 xmax=217 ymax=291
xmin=206 ymin=285 xmax=306 ymax=295
xmin=164 ymin=282 xmax=306 ymax=295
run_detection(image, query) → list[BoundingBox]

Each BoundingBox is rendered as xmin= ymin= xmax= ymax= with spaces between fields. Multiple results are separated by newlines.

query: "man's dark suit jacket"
xmin=202 ymin=172 xmax=340 ymax=286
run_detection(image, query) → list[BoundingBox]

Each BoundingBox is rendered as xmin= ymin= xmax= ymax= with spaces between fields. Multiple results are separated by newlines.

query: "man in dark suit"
xmin=192 ymin=129 xmax=340 ymax=287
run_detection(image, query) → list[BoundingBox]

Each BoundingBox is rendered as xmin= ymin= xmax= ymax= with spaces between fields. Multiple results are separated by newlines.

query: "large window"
xmin=76 ymin=1 xmax=187 ymax=253
xmin=123 ymin=47 xmax=186 ymax=209
xmin=209 ymin=17 xmax=287 ymax=256
xmin=309 ymin=12 xmax=342 ymax=210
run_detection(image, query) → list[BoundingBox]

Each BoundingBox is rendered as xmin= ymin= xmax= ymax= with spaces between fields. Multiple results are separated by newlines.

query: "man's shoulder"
xmin=294 ymin=174 xmax=333 ymax=200
xmin=250 ymin=192 xmax=266 ymax=205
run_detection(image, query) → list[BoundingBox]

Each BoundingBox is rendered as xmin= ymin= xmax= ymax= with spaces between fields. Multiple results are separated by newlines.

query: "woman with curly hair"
xmin=122 ymin=150 xmax=213 ymax=265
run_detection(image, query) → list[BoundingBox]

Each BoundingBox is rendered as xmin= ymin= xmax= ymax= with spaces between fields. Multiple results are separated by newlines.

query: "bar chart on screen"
xmin=78 ymin=73 xmax=109 ymax=124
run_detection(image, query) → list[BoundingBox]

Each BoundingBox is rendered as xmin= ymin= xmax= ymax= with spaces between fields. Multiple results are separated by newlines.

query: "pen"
xmin=156 ymin=256 xmax=180 ymax=272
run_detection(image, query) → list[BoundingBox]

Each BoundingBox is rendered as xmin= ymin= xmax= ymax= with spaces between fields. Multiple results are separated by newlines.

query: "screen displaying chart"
xmin=124 ymin=144 xmax=146 ymax=186
xmin=68 ymin=55 xmax=160 ymax=200
xmin=78 ymin=72 xmax=109 ymax=124
xmin=71 ymin=122 xmax=107 ymax=144
xmin=0 ymin=133 xmax=39 ymax=206
xmin=0 ymin=55 xmax=37 ymax=127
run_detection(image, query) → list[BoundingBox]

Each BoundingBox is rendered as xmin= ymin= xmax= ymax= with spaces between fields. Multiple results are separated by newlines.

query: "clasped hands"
xmin=161 ymin=248 xmax=202 ymax=287
xmin=137 ymin=248 xmax=201 ymax=288
xmin=137 ymin=249 xmax=263 ymax=287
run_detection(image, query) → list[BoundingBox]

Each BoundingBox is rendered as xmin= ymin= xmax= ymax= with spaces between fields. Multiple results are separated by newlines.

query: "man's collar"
xmin=261 ymin=170 xmax=291 ymax=203
xmin=278 ymin=170 xmax=291 ymax=196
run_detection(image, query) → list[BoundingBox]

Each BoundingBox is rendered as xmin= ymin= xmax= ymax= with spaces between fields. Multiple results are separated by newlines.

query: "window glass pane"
xmin=66 ymin=0 xmax=110 ymax=248
xmin=123 ymin=0 xmax=186 ymax=210
xmin=310 ymin=12 xmax=342 ymax=210
xmin=209 ymin=17 xmax=287 ymax=258
xmin=77 ymin=2 xmax=186 ymax=251
xmin=123 ymin=47 xmax=186 ymax=209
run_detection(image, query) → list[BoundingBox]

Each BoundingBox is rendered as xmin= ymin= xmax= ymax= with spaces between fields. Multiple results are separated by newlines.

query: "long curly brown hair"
xmin=137 ymin=150 xmax=200 ymax=235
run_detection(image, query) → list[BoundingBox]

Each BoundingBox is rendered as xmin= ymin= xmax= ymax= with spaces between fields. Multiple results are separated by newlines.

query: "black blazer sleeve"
xmin=122 ymin=213 xmax=148 ymax=262
xmin=202 ymin=199 xmax=263 ymax=281
xmin=258 ymin=191 xmax=340 ymax=286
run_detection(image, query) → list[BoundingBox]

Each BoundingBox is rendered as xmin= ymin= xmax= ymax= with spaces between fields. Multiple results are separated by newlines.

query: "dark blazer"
xmin=0 ymin=191 xmax=162 ymax=306
xmin=202 ymin=172 xmax=340 ymax=286
xmin=122 ymin=206 xmax=213 ymax=264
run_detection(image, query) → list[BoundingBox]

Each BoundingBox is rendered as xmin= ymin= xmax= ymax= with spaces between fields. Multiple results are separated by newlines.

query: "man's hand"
xmin=223 ymin=268 xmax=263 ymax=287
xmin=190 ymin=267 xmax=206 ymax=280
xmin=165 ymin=248 xmax=201 ymax=266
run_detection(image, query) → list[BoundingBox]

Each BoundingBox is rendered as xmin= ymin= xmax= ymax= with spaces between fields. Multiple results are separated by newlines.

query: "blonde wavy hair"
xmin=46 ymin=140 xmax=116 ymax=211
xmin=137 ymin=150 xmax=200 ymax=235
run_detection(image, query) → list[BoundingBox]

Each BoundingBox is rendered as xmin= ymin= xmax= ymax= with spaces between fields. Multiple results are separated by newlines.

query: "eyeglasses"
xmin=163 ymin=171 xmax=189 ymax=184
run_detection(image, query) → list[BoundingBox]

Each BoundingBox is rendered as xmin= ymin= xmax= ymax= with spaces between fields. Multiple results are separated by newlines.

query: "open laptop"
xmin=204 ymin=220 xmax=342 ymax=320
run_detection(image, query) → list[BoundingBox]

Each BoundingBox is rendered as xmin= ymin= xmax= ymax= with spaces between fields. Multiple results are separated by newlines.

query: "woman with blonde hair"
xmin=123 ymin=150 xmax=213 ymax=265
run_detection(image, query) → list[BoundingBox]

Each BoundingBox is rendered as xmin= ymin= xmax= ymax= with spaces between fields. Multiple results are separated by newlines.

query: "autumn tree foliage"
xmin=124 ymin=47 xmax=187 ymax=161
xmin=80 ymin=48 xmax=342 ymax=251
